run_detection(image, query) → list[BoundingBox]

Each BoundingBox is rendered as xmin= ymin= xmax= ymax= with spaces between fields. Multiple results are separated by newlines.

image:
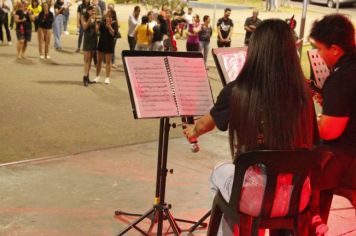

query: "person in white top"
xmin=0 ymin=0 xmax=13 ymax=44
xmin=147 ymin=10 xmax=157 ymax=30
xmin=184 ymin=7 xmax=193 ymax=25
xmin=127 ymin=5 xmax=140 ymax=51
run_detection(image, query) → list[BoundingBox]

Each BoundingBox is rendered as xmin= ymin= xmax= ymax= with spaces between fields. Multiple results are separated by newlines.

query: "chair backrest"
xmin=229 ymin=149 xmax=333 ymax=218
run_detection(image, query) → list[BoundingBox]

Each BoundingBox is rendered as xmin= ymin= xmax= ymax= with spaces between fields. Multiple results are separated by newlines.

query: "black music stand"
xmin=115 ymin=51 xmax=214 ymax=235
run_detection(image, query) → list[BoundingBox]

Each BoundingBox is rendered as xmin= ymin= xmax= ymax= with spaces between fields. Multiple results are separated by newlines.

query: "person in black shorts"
xmin=217 ymin=8 xmax=233 ymax=48
xmin=14 ymin=0 xmax=34 ymax=59
xmin=81 ymin=5 xmax=99 ymax=87
xmin=94 ymin=10 xmax=118 ymax=85
xmin=309 ymin=13 xmax=356 ymax=223
xmin=76 ymin=0 xmax=90 ymax=52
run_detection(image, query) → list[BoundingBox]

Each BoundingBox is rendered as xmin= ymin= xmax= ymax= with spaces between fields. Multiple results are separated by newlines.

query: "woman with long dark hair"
xmin=81 ymin=5 xmax=98 ymax=86
xmin=150 ymin=14 xmax=166 ymax=51
xmin=37 ymin=1 xmax=53 ymax=59
xmin=94 ymin=10 xmax=118 ymax=85
xmin=184 ymin=19 xmax=318 ymax=235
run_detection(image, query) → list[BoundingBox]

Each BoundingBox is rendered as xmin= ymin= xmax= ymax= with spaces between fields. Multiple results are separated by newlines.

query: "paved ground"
xmin=0 ymin=2 xmax=355 ymax=163
xmin=0 ymin=2 xmax=355 ymax=236
xmin=0 ymin=133 xmax=355 ymax=235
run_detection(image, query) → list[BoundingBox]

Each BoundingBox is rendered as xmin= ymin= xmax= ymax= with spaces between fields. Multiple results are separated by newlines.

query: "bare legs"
xmin=96 ymin=51 xmax=112 ymax=84
xmin=44 ymin=29 xmax=51 ymax=58
xmin=16 ymin=40 xmax=24 ymax=59
xmin=83 ymin=50 xmax=95 ymax=86
xmin=38 ymin=28 xmax=44 ymax=56
xmin=38 ymin=28 xmax=52 ymax=58
xmin=16 ymin=40 xmax=28 ymax=59
xmin=84 ymin=51 xmax=94 ymax=76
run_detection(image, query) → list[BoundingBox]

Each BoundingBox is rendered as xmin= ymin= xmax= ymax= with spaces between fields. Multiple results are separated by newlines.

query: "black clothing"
xmin=186 ymin=42 xmax=199 ymax=51
xmin=0 ymin=12 xmax=11 ymax=42
xmin=54 ymin=1 xmax=64 ymax=15
xmin=127 ymin=35 xmax=135 ymax=51
xmin=98 ymin=0 xmax=106 ymax=14
xmin=77 ymin=2 xmax=89 ymax=21
xmin=322 ymin=49 xmax=356 ymax=155
xmin=97 ymin=21 xmax=118 ymax=54
xmin=83 ymin=16 xmax=97 ymax=51
xmin=244 ymin=16 xmax=261 ymax=45
xmin=199 ymin=24 xmax=212 ymax=42
xmin=210 ymin=81 xmax=235 ymax=131
xmin=217 ymin=40 xmax=231 ymax=48
xmin=217 ymin=17 xmax=233 ymax=39
xmin=152 ymin=24 xmax=164 ymax=42
xmin=15 ymin=10 xmax=32 ymax=31
xmin=318 ymin=49 xmax=356 ymax=224
xmin=38 ymin=11 xmax=54 ymax=29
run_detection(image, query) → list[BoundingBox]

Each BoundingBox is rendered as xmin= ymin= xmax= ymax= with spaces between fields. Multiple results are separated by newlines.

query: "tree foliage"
xmin=143 ymin=0 xmax=188 ymax=10
xmin=115 ymin=0 xmax=188 ymax=10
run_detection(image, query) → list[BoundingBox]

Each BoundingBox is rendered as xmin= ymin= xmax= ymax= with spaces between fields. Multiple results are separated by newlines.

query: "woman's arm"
xmin=183 ymin=114 xmax=216 ymax=139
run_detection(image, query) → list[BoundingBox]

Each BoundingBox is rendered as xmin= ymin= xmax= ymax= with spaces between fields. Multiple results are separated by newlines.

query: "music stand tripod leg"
xmin=117 ymin=207 xmax=155 ymax=236
xmin=188 ymin=210 xmax=211 ymax=233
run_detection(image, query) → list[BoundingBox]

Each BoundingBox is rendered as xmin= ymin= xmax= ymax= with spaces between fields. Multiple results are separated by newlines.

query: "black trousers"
xmin=128 ymin=36 xmax=136 ymax=51
xmin=0 ymin=13 xmax=11 ymax=42
xmin=316 ymin=145 xmax=355 ymax=223
xmin=217 ymin=40 xmax=231 ymax=48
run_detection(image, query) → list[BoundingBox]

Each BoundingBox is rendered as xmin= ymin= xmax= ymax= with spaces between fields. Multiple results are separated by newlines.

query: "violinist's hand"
xmin=183 ymin=123 xmax=197 ymax=141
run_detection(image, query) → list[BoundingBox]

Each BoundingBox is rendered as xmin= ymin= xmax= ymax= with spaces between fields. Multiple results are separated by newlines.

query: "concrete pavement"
xmin=0 ymin=132 xmax=355 ymax=235
xmin=0 ymin=2 xmax=355 ymax=236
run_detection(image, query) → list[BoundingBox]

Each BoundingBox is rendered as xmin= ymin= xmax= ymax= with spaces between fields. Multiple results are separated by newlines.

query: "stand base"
xmin=115 ymin=204 xmax=207 ymax=235
xmin=188 ymin=210 xmax=211 ymax=234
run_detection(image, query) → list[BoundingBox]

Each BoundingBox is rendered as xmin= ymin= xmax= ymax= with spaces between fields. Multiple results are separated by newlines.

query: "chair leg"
xmin=319 ymin=190 xmax=334 ymax=223
xmin=296 ymin=215 xmax=308 ymax=236
xmin=239 ymin=214 xmax=253 ymax=236
xmin=251 ymin=218 xmax=260 ymax=236
xmin=207 ymin=203 xmax=223 ymax=236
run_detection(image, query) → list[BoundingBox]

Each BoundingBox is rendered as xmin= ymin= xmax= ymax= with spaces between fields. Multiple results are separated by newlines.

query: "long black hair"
xmin=229 ymin=19 xmax=315 ymax=156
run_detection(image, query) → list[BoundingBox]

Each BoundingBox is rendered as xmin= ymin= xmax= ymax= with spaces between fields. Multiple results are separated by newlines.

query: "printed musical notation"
xmin=167 ymin=57 xmax=214 ymax=116
xmin=124 ymin=56 xmax=214 ymax=118
xmin=125 ymin=57 xmax=178 ymax=118
xmin=307 ymin=49 xmax=330 ymax=89
xmin=213 ymin=47 xmax=247 ymax=85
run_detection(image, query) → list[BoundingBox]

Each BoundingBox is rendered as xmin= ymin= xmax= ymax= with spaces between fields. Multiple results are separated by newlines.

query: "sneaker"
xmin=8 ymin=41 xmax=12 ymax=46
xmin=40 ymin=55 xmax=45 ymax=59
xmin=104 ymin=78 xmax=110 ymax=84
xmin=93 ymin=76 xmax=100 ymax=83
xmin=64 ymin=31 xmax=70 ymax=35
xmin=46 ymin=55 xmax=51 ymax=59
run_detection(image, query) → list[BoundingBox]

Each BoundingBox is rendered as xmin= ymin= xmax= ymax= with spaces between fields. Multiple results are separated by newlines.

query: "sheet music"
xmin=213 ymin=47 xmax=247 ymax=85
xmin=125 ymin=57 xmax=178 ymax=118
xmin=308 ymin=49 xmax=330 ymax=89
xmin=167 ymin=57 xmax=214 ymax=116
xmin=221 ymin=51 xmax=247 ymax=83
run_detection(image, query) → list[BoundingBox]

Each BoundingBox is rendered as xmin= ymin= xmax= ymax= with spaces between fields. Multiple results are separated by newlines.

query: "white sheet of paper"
xmin=167 ymin=57 xmax=214 ymax=116
xmin=125 ymin=57 xmax=178 ymax=118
